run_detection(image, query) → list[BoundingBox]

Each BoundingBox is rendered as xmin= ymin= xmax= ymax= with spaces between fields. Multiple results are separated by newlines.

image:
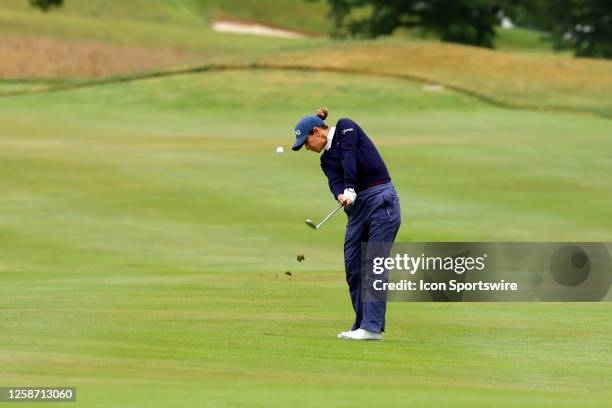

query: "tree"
xmin=326 ymin=0 xmax=506 ymax=47
xmin=30 ymin=0 xmax=63 ymax=12
xmin=327 ymin=0 xmax=612 ymax=58
xmin=520 ymin=0 xmax=612 ymax=59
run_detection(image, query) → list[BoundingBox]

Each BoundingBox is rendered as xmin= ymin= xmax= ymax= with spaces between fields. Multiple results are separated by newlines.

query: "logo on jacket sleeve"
xmin=342 ymin=128 xmax=354 ymax=134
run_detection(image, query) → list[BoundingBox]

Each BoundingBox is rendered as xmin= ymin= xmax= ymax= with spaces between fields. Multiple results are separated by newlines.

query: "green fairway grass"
xmin=1 ymin=70 xmax=611 ymax=406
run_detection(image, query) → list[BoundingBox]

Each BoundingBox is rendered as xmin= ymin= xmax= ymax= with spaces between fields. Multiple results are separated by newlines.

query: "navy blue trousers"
xmin=344 ymin=182 xmax=401 ymax=333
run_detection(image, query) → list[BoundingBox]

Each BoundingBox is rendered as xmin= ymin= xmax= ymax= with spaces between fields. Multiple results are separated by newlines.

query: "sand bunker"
xmin=212 ymin=21 xmax=306 ymax=39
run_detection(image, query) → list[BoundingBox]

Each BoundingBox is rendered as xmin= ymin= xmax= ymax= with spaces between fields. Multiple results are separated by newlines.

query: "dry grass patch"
xmin=264 ymin=40 xmax=612 ymax=117
xmin=0 ymin=34 xmax=202 ymax=79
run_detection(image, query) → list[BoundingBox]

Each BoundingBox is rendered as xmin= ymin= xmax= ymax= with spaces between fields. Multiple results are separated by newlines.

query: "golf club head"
xmin=305 ymin=219 xmax=318 ymax=230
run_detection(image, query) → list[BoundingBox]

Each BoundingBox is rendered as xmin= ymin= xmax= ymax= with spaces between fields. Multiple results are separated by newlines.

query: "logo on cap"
xmin=295 ymin=129 xmax=301 ymax=136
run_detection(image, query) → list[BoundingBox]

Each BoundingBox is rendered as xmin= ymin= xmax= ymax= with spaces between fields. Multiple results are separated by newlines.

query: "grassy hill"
xmin=263 ymin=38 xmax=612 ymax=117
xmin=0 ymin=0 xmax=327 ymax=80
xmin=2 ymin=0 xmax=329 ymax=34
xmin=1 ymin=1 xmax=612 ymax=117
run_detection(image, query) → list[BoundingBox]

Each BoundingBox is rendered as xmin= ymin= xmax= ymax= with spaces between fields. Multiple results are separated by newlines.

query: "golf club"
xmin=305 ymin=202 xmax=345 ymax=230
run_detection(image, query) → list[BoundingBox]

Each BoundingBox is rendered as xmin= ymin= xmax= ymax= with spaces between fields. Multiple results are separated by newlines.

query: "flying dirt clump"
xmin=297 ymin=254 xmax=305 ymax=262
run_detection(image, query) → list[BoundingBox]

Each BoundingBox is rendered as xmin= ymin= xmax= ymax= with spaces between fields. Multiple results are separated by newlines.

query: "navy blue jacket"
xmin=320 ymin=118 xmax=391 ymax=199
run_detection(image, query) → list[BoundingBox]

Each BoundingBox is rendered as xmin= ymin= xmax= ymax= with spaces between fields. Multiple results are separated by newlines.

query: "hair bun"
xmin=316 ymin=107 xmax=329 ymax=120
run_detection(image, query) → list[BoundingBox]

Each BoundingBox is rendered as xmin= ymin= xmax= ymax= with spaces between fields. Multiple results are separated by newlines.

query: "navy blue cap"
xmin=292 ymin=115 xmax=325 ymax=151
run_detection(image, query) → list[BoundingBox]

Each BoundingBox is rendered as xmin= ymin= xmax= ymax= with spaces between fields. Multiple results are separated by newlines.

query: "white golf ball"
xmin=276 ymin=146 xmax=284 ymax=154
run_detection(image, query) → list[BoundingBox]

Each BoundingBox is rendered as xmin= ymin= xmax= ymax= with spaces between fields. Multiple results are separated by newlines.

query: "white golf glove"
xmin=343 ymin=188 xmax=357 ymax=202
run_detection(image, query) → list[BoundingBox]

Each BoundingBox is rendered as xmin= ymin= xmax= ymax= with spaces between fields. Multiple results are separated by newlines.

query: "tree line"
xmin=30 ymin=0 xmax=62 ymax=12
xmin=325 ymin=0 xmax=611 ymax=59
xmin=29 ymin=0 xmax=612 ymax=59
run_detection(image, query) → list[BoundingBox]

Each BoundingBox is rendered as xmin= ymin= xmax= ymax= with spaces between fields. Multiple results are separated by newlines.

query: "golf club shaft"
xmin=317 ymin=202 xmax=345 ymax=228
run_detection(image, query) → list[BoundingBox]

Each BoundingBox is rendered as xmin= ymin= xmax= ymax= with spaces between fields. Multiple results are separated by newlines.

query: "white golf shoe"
xmin=338 ymin=328 xmax=382 ymax=341
xmin=337 ymin=330 xmax=351 ymax=339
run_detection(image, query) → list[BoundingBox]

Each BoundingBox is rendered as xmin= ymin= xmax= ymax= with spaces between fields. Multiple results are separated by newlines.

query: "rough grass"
xmin=0 ymin=34 xmax=201 ymax=79
xmin=264 ymin=38 xmax=612 ymax=117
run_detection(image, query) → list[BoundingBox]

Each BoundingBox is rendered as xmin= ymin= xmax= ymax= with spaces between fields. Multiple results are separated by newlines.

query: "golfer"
xmin=292 ymin=108 xmax=401 ymax=340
